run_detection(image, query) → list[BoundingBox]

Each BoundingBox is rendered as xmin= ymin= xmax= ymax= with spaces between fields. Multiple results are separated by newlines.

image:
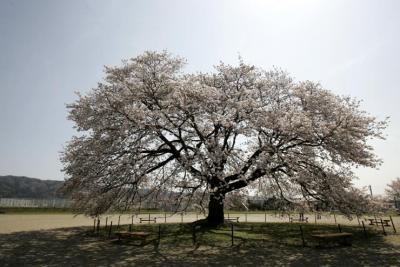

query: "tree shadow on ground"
xmin=0 ymin=227 xmax=399 ymax=267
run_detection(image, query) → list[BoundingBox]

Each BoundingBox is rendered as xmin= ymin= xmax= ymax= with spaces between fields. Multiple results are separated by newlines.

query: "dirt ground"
xmin=2 ymin=213 xmax=397 ymax=234
xmin=0 ymin=227 xmax=399 ymax=267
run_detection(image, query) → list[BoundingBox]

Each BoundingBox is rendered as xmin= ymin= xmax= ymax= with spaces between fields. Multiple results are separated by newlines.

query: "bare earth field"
xmin=1 ymin=213 xmax=400 ymax=266
xmin=2 ymin=212 xmax=398 ymax=234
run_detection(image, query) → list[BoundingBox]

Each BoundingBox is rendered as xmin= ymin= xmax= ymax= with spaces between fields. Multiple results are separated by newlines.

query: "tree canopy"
xmin=62 ymin=51 xmax=386 ymax=225
xmin=385 ymin=177 xmax=400 ymax=200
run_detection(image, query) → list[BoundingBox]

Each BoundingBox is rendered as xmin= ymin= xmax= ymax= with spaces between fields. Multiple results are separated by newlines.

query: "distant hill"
xmin=0 ymin=175 xmax=65 ymax=199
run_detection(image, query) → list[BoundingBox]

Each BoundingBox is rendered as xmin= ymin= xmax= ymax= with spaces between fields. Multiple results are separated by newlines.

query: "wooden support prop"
xmin=181 ymin=212 xmax=183 ymax=223
xmin=380 ymin=219 xmax=387 ymax=235
xmin=108 ymin=221 xmax=112 ymax=238
xmin=362 ymin=221 xmax=367 ymax=237
xmin=390 ymin=215 xmax=396 ymax=233
xmin=105 ymin=217 xmax=108 ymax=229
xmin=117 ymin=215 xmax=121 ymax=229
xmin=338 ymin=224 xmax=342 ymax=233
xmin=333 ymin=212 xmax=337 ymax=224
xmin=231 ymin=223 xmax=234 ymax=246
xmin=264 ymin=212 xmax=267 ymax=223
xmin=96 ymin=218 xmax=100 ymax=235
xmin=158 ymin=224 xmax=161 ymax=245
xmin=192 ymin=224 xmax=196 ymax=246
xmin=299 ymin=225 xmax=305 ymax=247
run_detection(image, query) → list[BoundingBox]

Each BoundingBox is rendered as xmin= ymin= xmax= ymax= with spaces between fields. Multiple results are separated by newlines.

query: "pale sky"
xmin=0 ymin=0 xmax=399 ymax=195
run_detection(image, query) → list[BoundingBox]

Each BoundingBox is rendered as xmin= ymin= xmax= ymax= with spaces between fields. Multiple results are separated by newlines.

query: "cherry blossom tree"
xmin=61 ymin=51 xmax=387 ymax=226
xmin=385 ymin=177 xmax=400 ymax=200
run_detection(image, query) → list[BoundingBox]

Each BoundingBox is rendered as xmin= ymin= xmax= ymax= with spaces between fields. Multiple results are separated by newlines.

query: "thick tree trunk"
xmin=206 ymin=192 xmax=225 ymax=226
